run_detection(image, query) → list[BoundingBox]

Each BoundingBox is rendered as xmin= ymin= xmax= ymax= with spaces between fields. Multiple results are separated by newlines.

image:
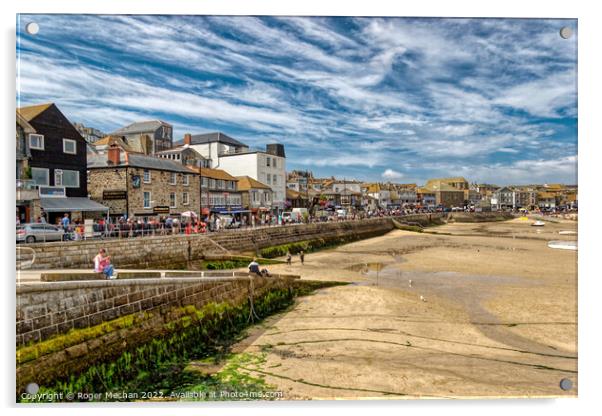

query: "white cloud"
xmin=494 ymin=71 xmax=577 ymax=118
xmin=382 ymin=169 xmax=404 ymax=180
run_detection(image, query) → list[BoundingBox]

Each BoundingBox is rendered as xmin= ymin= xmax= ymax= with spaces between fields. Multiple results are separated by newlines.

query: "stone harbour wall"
xmin=19 ymin=217 xmax=399 ymax=270
xmin=17 ymin=213 xmax=512 ymax=270
xmin=16 ymin=274 xmax=297 ymax=391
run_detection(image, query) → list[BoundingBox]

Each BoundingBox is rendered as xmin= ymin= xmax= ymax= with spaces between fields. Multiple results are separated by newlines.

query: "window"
xmin=267 ymin=174 xmax=271 ymax=184
xmin=264 ymin=193 xmax=270 ymax=202
xmin=29 ymin=134 xmax=44 ymax=150
xmin=143 ymin=192 xmax=151 ymax=209
xmin=54 ymin=169 xmax=63 ymax=186
xmin=31 ymin=167 xmax=49 ymax=186
xmin=201 ymin=177 xmax=209 ymax=187
xmin=183 ymin=174 xmax=190 ymax=186
xmin=143 ymin=169 xmax=151 ymax=183
xmin=60 ymin=170 xmax=79 ymax=187
xmin=252 ymin=191 xmax=258 ymax=202
xmin=63 ymin=139 xmax=77 ymax=154
xmin=217 ymin=180 xmax=225 ymax=189
xmin=272 ymin=175 xmax=277 ymax=185
xmin=182 ymin=192 xmax=189 ymax=205
xmin=169 ymin=192 xmax=176 ymax=208
xmin=170 ymin=172 xmax=177 ymax=185
xmin=266 ymin=157 xmax=271 ymax=167
xmin=273 ymin=158 xmax=277 ymax=168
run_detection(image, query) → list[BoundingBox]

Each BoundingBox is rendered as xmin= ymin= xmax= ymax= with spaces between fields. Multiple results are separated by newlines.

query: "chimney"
xmin=107 ymin=145 xmax=121 ymax=165
xmin=184 ymin=133 xmax=192 ymax=145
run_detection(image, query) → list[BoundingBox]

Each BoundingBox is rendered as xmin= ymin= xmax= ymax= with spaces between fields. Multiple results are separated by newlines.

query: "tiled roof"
xmin=424 ymin=181 xmax=464 ymax=192
xmin=112 ymin=120 xmax=170 ymax=135
xmin=426 ymin=177 xmax=468 ymax=183
xmin=174 ymin=132 xmax=246 ymax=147
xmin=88 ymin=151 xmax=196 ymax=174
xmin=236 ymin=176 xmax=271 ymax=191
xmin=193 ymin=167 xmax=238 ymax=181
xmin=92 ymin=136 xmax=136 ymax=152
xmin=16 ymin=111 xmax=36 ymax=133
xmin=17 ymin=103 xmax=53 ymax=121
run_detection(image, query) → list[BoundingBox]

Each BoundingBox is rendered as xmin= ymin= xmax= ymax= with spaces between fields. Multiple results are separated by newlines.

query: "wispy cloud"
xmin=16 ymin=15 xmax=577 ymax=185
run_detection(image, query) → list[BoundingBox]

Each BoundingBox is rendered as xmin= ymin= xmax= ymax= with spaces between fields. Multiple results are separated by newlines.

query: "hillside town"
xmin=16 ymin=103 xmax=578 ymax=240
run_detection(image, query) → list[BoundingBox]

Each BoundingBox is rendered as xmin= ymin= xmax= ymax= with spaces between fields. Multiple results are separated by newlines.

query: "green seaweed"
xmin=18 ymin=287 xmax=297 ymax=402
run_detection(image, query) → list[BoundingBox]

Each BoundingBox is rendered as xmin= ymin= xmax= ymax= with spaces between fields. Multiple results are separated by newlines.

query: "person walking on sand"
xmin=286 ymin=250 xmax=292 ymax=266
xmin=299 ymin=250 xmax=305 ymax=265
xmin=94 ymin=248 xmax=117 ymax=279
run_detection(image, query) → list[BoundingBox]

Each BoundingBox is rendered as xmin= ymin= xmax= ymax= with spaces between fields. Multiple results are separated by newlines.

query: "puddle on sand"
xmin=345 ymin=262 xmax=386 ymax=273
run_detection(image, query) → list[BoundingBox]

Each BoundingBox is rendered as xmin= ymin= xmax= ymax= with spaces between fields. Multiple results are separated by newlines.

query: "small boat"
xmin=532 ymin=220 xmax=545 ymax=227
xmin=548 ymin=240 xmax=577 ymax=251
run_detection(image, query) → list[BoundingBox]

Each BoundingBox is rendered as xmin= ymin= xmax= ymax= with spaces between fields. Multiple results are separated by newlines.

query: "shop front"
xmin=39 ymin=196 xmax=110 ymax=225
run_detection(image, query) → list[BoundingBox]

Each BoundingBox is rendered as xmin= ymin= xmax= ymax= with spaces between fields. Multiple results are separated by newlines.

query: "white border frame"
xmin=4 ymin=2 xmax=602 ymax=416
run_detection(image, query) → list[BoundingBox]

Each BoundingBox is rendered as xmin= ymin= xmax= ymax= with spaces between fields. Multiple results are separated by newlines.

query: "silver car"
xmin=16 ymin=223 xmax=65 ymax=243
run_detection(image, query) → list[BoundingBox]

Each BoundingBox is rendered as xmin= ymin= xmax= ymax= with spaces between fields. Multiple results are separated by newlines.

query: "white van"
xmin=291 ymin=208 xmax=308 ymax=221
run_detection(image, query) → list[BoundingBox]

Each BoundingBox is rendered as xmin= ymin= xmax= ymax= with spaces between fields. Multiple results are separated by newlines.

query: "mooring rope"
xmin=247 ymin=276 xmax=261 ymax=322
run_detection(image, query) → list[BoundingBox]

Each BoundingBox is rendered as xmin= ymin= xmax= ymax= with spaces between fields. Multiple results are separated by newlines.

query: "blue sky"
xmin=17 ymin=15 xmax=577 ymax=185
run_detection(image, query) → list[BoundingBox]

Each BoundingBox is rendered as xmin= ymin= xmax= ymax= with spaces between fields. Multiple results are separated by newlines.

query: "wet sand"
xmin=225 ymin=218 xmax=578 ymax=399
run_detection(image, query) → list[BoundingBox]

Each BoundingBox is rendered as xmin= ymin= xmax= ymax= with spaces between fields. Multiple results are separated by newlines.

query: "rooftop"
xmin=17 ymin=103 xmax=54 ymax=122
xmin=88 ymin=149 xmax=196 ymax=174
xmin=92 ymin=135 xmax=136 ymax=152
xmin=174 ymin=132 xmax=247 ymax=148
xmin=112 ymin=120 xmax=171 ymax=135
xmin=194 ymin=167 xmax=238 ymax=181
xmin=236 ymin=176 xmax=271 ymax=191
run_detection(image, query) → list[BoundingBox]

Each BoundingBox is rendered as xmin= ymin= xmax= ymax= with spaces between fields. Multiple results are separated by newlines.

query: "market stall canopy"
xmin=40 ymin=197 xmax=110 ymax=212
xmin=181 ymin=211 xmax=198 ymax=217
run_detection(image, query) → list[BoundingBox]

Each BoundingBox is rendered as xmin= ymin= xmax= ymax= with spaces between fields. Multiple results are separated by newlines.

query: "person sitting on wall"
xmin=94 ymin=248 xmax=117 ymax=280
xmin=248 ymin=258 xmax=262 ymax=277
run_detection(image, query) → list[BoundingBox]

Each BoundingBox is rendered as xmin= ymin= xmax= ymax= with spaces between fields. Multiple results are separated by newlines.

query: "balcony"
xmin=16 ymin=179 xmax=39 ymax=201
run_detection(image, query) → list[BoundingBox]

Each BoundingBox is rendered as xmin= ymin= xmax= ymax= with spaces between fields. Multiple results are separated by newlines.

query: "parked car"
xmin=16 ymin=223 xmax=65 ymax=243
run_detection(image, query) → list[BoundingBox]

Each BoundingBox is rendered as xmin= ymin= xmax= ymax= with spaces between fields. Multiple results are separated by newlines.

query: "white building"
xmin=175 ymin=132 xmax=286 ymax=211
xmin=332 ymin=180 xmax=362 ymax=194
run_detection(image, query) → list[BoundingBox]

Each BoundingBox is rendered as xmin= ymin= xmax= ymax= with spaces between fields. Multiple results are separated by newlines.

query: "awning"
xmin=40 ymin=197 xmax=110 ymax=212
xmin=218 ymin=210 xmax=250 ymax=214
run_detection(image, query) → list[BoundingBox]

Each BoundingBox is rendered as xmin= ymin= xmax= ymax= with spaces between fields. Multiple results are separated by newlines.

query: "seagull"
xmin=408 ymin=279 xmax=413 ymax=287
xmin=420 ymin=295 xmax=426 ymax=302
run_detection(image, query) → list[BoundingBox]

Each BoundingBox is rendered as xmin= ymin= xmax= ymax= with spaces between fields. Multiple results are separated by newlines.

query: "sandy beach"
xmin=225 ymin=218 xmax=578 ymax=399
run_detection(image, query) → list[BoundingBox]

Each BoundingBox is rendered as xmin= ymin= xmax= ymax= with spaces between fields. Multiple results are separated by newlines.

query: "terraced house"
xmin=87 ymin=145 xmax=200 ymax=220
xmin=192 ymin=167 xmax=243 ymax=217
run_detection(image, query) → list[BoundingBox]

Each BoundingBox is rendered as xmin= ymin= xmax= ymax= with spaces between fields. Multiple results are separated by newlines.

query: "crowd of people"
xmin=18 ymin=207 xmax=436 ymax=242
xmin=24 ymin=204 xmax=563 ymax=243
